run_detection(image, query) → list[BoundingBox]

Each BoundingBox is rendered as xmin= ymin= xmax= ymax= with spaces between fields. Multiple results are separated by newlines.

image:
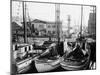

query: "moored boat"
xmin=60 ymin=39 xmax=91 ymax=70
xmin=35 ymin=56 xmax=62 ymax=72
xmin=13 ymin=43 xmax=35 ymax=74
xmin=17 ymin=57 xmax=32 ymax=73
xmin=34 ymin=42 xmax=62 ymax=72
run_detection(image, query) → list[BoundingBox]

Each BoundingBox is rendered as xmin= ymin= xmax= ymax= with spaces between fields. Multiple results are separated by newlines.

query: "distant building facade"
xmin=88 ymin=12 xmax=96 ymax=35
xmin=31 ymin=19 xmax=62 ymax=37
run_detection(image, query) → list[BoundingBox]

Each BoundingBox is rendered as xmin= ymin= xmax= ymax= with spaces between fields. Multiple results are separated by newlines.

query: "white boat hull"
xmin=35 ymin=58 xmax=62 ymax=72
xmin=17 ymin=57 xmax=32 ymax=73
xmin=35 ymin=62 xmax=59 ymax=72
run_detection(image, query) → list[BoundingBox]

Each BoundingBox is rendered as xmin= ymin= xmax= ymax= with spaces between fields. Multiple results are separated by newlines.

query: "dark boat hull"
xmin=60 ymin=41 xmax=91 ymax=71
xmin=60 ymin=58 xmax=90 ymax=70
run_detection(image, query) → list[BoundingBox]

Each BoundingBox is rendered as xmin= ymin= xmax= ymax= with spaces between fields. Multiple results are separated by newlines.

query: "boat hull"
xmin=17 ymin=57 xmax=32 ymax=73
xmin=35 ymin=58 xmax=61 ymax=72
xmin=61 ymin=40 xmax=91 ymax=71
xmin=60 ymin=59 xmax=90 ymax=70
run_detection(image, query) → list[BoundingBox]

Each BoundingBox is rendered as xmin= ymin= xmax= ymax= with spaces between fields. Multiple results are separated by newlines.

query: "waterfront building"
xmin=31 ymin=19 xmax=63 ymax=37
xmin=88 ymin=12 xmax=96 ymax=35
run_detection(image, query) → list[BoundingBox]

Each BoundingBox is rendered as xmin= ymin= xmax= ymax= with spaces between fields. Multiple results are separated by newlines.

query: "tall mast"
xmin=55 ymin=3 xmax=60 ymax=44
xmin=80 ymin=5 xmax=83 ymax=36
xmin=67 ymin=15 xmax=71 ymax=38
xmin=27 ymin=9 xmax=32 ymax=34
xmin=22 ymin=1 xmax=27 ymax=43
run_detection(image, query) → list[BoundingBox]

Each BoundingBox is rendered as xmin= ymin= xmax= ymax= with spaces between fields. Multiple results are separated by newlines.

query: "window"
xmin=53 ymin=31 xmax=56 ymax=34
xmin=39 ymin=25 xmax=44 ymax=28
xmin=52 ymin=25 xmax=56 ymax=28
xmin=25 ymin=47 xmax=27 ymax=52
xmin=29 ymin=46 xmax=31 ymax=51
xmin=48 ymin=31 xmax=51 ymax=34
xmin=48 ymin=25 xmax=51 ymax=28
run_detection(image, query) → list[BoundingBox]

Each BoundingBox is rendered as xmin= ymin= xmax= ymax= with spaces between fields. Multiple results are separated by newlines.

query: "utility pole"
xmin=22 ymin=1 xmax=27 ymax=43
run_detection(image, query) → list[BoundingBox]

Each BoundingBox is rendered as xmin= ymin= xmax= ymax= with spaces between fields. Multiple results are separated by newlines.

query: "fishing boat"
xmin=15 ymin=42 xmax=48 ymax=74
xmin=16 ymin=57 xmax=32 ymax=74
xmin=34 ymin=40 xmax=44 ymax=46
xmin=60 ymin=38 xmax=91 ymax=70
xmin=35 ymin=56 xmax=62 ymax=72
xmin=60 ymin=5 xmax=92 ymax=70
xmin=34 ymin=42 xmax=63 ymax=72
xmin=12 ymin=43 xmax=33 ymax=74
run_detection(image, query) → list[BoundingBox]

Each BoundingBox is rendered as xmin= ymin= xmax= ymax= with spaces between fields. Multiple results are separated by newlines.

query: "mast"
xmin=55 ymin=3 xmax=60 ymax=44
xmin=27 ymin=9 xmax=32 ymax=35
xmin=80 ymin=5 xmax=83 ymax=36
xmin=67 ymin=15 xmax=71 ymax=38
xmin=22 ymin=1 xmax=27 ymax=43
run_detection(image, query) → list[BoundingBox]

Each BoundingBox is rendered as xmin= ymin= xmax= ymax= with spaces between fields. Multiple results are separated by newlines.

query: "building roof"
xmin=32 ymin=19 xmax=47 ymax=23
xmin=12 ymin=21 xmax=22 ymax=31
xmin=32 ymin=19 xmax=62 ymax=24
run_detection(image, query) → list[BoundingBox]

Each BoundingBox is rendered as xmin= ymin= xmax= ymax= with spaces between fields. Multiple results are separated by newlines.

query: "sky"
xmin=12 ymin=1 xmax=93 ymax=31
